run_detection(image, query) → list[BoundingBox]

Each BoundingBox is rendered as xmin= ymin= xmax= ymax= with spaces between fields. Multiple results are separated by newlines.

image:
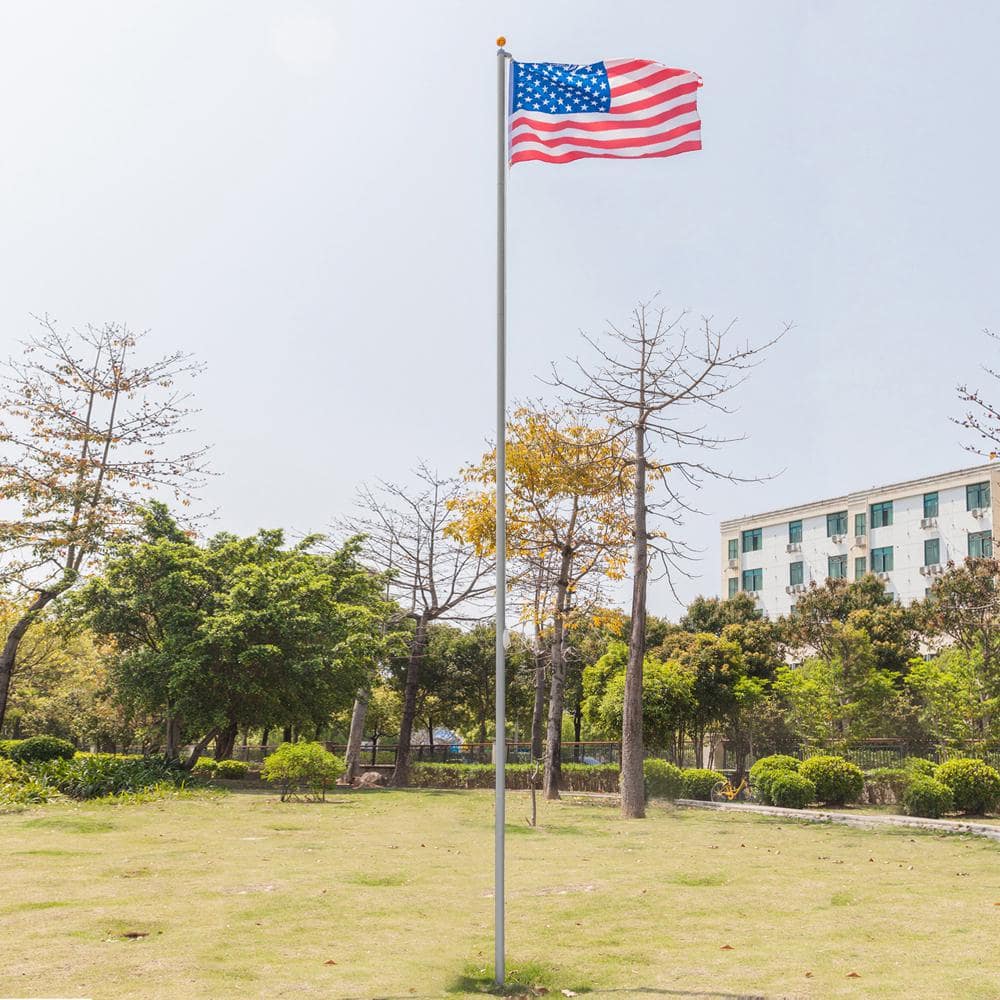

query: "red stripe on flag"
xmin=607 ymin=65 xmax=690 ymax=99
xmin=511 ymin=118 xmax=701 ymax=152
xmin=511 ymin=100 xmax=697 ymax=135
xmin=604 ymin=58 xmax=655 ymax=77
xmin=511 ymin=138 xmax=702 ymax=165
xmin=611 ymin=80 xmax=700 ymax=115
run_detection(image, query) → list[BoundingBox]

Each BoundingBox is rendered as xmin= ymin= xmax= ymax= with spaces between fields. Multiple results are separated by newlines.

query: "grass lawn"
xmin=2 ymin=787 xmax=999 ymax=999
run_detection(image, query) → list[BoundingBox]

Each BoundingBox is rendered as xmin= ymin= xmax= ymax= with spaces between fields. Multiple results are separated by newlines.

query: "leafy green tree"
xmin=72 ymin=507 xmax=399 ymax=766
xmin=906 ymin=647 xmax=998 ymax=746
xmin=679 ymin=593 xmax=762 ymax=634
xmin=774 ymin=621 xmax=899 ymax=746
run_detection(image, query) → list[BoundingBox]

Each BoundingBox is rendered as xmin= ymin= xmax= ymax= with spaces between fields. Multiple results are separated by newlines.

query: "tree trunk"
xmin=621 ymin=425 xmax=648 ymax=819
xmin=214 ymin=716 xmax=238 ymax=761
xmin=573 ymin=701 xmax=582 ymax=759
xmin=0 ymin=591 xmax=56 ymax=731
xmin=344 ymin=687 xmax=370 ymax=783
xmin=543 ymin=544 xmax=574 ymax=800
xmin=165 ymin=701 xmax=181 ymax=762
xmin=182 ymin=727 xmax=221 ymax=771
xmin=531 ymin=642 xmax=546 ymax=761
xmin=392 ymin=615 xmax=429 ymax=787
xmin=282 ymin=726 xmax=292 ymax=744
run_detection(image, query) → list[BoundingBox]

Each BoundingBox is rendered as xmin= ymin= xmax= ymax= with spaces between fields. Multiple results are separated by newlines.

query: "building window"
xmin=728 ymin=576 xmax=738 ymax=598
xmin=871 ymin=501 xmax=893 ymax=528
xmin=828 ymin=554 xmax=847 ymax=579
xmin=854 ymin=512 xmax=866 ymax=536
xmin=742 ymin=568 xmax=763 ymax=592
xmin=923 ymin=492 xmax=939 ymax=519
xmin=967 ymin=481 xmax=990 ymax=510
xmin=788 ymin=520 xmax=802 ymax=544
xmin=855 ymin=556 xmax=867 ymax=580
xmin=969 ymin=530 xmax=993 ymax=558
xmin=789 ymin=561 xmax=803 ymax=586
xmin=872 ymin=546 xmax=894 ymax=573
xmin=826 ymin=511 xmax=848 ymax=536
xmin=924 ymin=538 xmax=940 ymax=566
xmin=742 ymin=528 xmax=762 ymax=553
xmin=727 ymin=538 xmax=738 ymax=560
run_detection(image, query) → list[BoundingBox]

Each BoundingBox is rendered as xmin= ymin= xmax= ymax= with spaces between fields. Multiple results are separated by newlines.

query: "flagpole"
xmin=494 ymin=34 xmax=510 ymax=989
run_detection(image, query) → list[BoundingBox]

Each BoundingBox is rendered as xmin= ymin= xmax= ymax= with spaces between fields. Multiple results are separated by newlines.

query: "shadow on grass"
xmin=447 ymin=959 xmax=591 ymax=997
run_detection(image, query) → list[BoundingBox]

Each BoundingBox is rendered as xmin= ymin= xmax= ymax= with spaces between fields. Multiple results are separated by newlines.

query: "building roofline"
xmin=720 ymin=461 xmax=997 ymax=532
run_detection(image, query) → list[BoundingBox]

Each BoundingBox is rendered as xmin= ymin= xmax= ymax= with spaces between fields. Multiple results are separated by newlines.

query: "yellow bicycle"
xmin=711 ymin=776 xmax=751 ymax=803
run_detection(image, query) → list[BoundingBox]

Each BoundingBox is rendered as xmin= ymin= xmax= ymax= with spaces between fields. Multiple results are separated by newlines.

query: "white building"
xmin=720 ymin=463 xmax=999 ymax=618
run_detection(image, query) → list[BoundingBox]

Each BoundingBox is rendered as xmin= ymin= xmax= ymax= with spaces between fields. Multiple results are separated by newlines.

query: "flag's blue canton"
xmin=511 ymin=61 xmax=611 ymax=115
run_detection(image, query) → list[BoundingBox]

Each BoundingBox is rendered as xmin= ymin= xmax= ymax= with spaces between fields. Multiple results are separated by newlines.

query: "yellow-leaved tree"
xmin=449 ymin=405 xmax=634 ymax=799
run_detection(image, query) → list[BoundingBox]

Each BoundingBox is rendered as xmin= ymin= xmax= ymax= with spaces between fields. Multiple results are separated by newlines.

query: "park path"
xmin=675 ymin=798 xmax=1000 ymax=843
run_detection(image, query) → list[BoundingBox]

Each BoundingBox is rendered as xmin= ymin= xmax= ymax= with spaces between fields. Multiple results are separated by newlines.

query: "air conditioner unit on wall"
xmin=728 ymin=558 xmax=738 ymax=569
xmin=831 ymin=534 xmax=846 ymax=544
xmin=920 ymin=517 xmax=937 ymax=529
xmin=972 ymin=507 xmax=986 ymax=519
xmin=854 ymin=535 xmax=866 ymax=547
xmin=786 ymin=543 xmax=801 ymax=553
xmin=877 ymin=572 xmax=890 ymax=581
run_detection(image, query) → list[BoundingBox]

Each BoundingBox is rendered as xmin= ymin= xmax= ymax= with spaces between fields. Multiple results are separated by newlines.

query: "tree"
xmin=0 ymin=319 xmax=207 ymax=730
xmin=451 ymin=405 xmax=631 ymax=798
xmin=679 ymin=593 xmax=761 ymax=634
xmin=552 ymin=302 xmax=785 ymax=817
xmin=72 ymin=509 xmax=395 ymax=766
xmin=955 ymin=329 xmax=1000 ymax=463
xmin=917 ymin=558 xmax=1000 ymax=733
xmin=774 ymin=621 xmax=899 ymax=746
xmin=906 ymin=648 xmax=996 ymax=749
xmin=342 ymin=466 xmax=493 ymax=786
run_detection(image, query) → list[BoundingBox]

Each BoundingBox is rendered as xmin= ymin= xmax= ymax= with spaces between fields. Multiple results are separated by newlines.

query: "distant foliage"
xmin=31 ymin=753 xmax=182 ymax=799
xmin=903 ymin=776 xmax=954 ymax=819
xmin=262 ymin=742 xmax=345 ymax=801
xmin=213 ymin=759 xmax=249 ymax=779
xmin=798 ymin=755 xmax=864 ymax=806
xmin=861 ymin=767 xmax=910 ymax=805
xmin=934 ymin=758 xmax=1000 ymax=815
xmin=408 ymin=762 xmax=620 ymax=793
xmin=902 ymin=757 xmax=937 ymax=778
xmin=749 ymin=754 xmax=800 ymax=805
xmin=4 ymin=736 xmax=76 ymax=764
xmin=643 ymin=759 xmax=684 ymax=800
xmin=680 ymin=768 xmax=725 ymax=801
xmin=769 ymin=772 xmax=815 ymax=809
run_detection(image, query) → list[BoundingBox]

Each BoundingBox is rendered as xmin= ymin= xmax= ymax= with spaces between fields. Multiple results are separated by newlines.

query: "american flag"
xmin=509 ymin=58 xmax=702 ymax=166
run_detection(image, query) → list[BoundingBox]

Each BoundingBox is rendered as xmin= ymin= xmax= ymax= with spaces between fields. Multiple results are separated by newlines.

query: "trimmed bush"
xmin=6 ymin=735 xmax=76 ymax=763
xmin=214 ymin=759 xmax=249 ymax=779
xmin=408 ymin=762 xmax=620 ymax=793
xmin=798 ymin=755 xmax=864 ymax=806
xmin=902 ymin=756 xmax=937 ymax=778
xmin=192 ymin=758 xmax=217 ymax=775
xmin=862 ymin=767 xmax=910 ymax=806
xmin=643 ymin=759 xmax=684 ymax=800
xmin=935 ymin=757 xmax=1000 ymax=815
xmin=749 ymin=754 xmax=800 ymax=804
xmin=31 ymin=753 xmax=182 ymax=799
xmin=681 ymin=768 xmax=725 ymax=801
xmin=262 ymin=742 xmax=345 ymax=801
xmin=0 ymin=739 xmax=24 ymax=759
xmin=769 ymin=772 xmax=815 ymax=809
xmin=903 ymin=776 xmax=954 ymax=819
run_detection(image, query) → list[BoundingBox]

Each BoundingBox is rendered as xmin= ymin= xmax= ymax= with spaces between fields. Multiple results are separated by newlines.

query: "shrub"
xmin=862 ymin=767 xmax=910 ymax=806
xmin=769 ymin=772 xmax=815 ymax=809
xmin=0 ymin=757 xmax=23 ymax=785
xmin=798 ymin=755 xmax=864 ymax=806
xmin=261 ymin=742 xmax=345 ymax=801
xmin=214 ymin=759 xmax=249 ymax=779
xmin=681 ymin=768 xmax=725 ymax=801
xmin=643 ymin=759 xmax=684 ymax=800
xmin=407 ymin=762 xmax=620 ymax=793
xmin=6 ymin=735 xmax=76 ymax=763
xmin=31 ymin=753 xmax=182 ymax=799
xmin=935 ymin=758 xmax=1000 ymax=815
xmin=749 ymin=754 xmax=800 ymax=805
xmin=192 ymin=758 xmax=217 ymax=775
xmin=902 ymin=776 xmax=954 ymax=819
xmin=0 ymin=777 xmax=52 ymax=810
xmin=902 ymin=756 xmax=937 ymax=778
xmin=0 ymin=739 xmax=24 ymax=759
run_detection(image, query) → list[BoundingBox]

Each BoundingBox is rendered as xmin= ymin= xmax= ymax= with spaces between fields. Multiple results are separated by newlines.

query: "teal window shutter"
xmin=827 ymin=511 xmax=847 ymax=536
xmin=788 ymin=520 xmax=802 ymax=544
xmin=969 ymin=530 xmax=993 ymax=558
xmin=854 ymin=512 xmax=866 ymax=536
xmin=727 ymin=538 xmax=738 ymax=560
xmin=924 ymin=538 xmax=940 ymax=565
xmin=854 ymin=556 xmax=866 ymax=579
xmin=923 ymin=492 xmax=939 ymax=519
xmin=871 ymin=501 xmax=893 ymax=528
xmin=872 ymin=546 xmax=894 ymax=573
xmin=967 ymin=482 xmax=990 ymax=510
xmin=789 ymin=561 xmax=803 ymax=586
xmin=728 ymin=576 xmax=738 ymax=598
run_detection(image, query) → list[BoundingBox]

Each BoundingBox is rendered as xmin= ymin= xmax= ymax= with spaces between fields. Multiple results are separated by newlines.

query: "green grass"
xmin=0 ymin=788 xmax=998 ymax=998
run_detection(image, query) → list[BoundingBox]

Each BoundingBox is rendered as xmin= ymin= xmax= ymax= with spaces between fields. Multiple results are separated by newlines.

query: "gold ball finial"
xmin=496 ymin=36 xmax=506 ymax=47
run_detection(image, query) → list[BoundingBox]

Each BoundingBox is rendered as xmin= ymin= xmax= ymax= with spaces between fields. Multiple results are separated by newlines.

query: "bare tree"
xmin=340 ymin=465 xmax=493 ymax=786
xmin=552 ymin=301 xmax=786 ymax=818
xmin=955 ymin=329 xmax=1000 ymax=461
xmin=0 ymin=318 xmax=207 ymax=730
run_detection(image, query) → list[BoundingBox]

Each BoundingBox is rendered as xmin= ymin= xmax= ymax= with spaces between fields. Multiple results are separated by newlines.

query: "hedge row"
xmin=408 ymin=762 xmax=621 ymax=792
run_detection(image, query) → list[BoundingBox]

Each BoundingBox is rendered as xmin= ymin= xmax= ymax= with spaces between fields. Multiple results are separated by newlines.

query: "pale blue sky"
xmin=2 ymin=2 xmax=998 ymax=616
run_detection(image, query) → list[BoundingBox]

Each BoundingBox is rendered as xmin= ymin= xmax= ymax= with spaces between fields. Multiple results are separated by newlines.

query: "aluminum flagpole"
xmin=494 ymin=34 xmax=511 ymax=989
